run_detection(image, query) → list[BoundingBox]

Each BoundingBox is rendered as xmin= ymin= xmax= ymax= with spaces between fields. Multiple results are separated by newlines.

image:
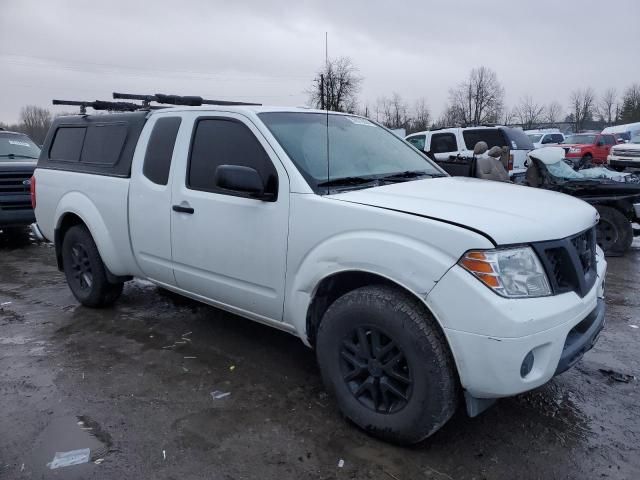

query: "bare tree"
xmin=598 ymin=88 xmax=618 ymax=126
xmin=620 ymin=83 xmax=640 ymax=123
xmin=513 ymin=95 xmax=545 ymax=129
xmin=569 ymin=87 xmax=596 ymax=132
xmin=434 ymin=105 xmax=460 ymax=128
xmin=309 ymin=57 xmax=362 ymax=113
xmin=20 ymin=105 xmax=52 ymax=145
xmin=376 ymin=93 xmax=410 ymax=130
xmin=545 ymin=101 xmax=563 ymax=125
xmin=447 ymin=66 xmax=504 ymax=125
xmin=408 ymin=98 xmax=431 ymax=133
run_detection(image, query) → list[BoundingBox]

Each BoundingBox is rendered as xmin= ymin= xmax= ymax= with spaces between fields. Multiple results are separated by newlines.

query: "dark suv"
xmin=0 ymin=130 xmax=40 ymax=237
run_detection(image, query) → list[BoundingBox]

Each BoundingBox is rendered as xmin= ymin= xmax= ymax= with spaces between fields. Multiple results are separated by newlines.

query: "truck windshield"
xmin=0 ymin=133 xmax=41 ymax=161
xmin=259 ymin=112 xmax=443 ymax=192
xmin=527 ymin=134 xmax=543 ymax=143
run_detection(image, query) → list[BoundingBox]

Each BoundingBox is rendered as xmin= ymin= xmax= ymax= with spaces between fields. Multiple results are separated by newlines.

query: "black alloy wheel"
xmin=340 ymin=326 xmax=412 ymax=414
xmin=69 ymin=243 xmax=94 ymax=291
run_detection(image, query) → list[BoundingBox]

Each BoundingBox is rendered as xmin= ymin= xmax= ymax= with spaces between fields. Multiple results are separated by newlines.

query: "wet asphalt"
xmin=0 ymin=232 xmax=638 ymax=480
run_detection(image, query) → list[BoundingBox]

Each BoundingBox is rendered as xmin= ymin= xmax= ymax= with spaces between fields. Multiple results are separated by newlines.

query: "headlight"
xmin=569 ymin=147 xmax=581 ymax=153
xmin=459 ymin=247 xmax=552 ymax=298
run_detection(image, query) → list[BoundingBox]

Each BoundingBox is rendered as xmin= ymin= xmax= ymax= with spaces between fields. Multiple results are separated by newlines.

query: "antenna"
xmin=324 ymin=31 xmax=330 ymax=194
xmin=112 ymin=92 xmax=261 ymax=107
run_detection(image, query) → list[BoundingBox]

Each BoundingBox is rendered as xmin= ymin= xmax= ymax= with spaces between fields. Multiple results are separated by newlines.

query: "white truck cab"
xmin=33 ymin=102 xmax=606 ymax=444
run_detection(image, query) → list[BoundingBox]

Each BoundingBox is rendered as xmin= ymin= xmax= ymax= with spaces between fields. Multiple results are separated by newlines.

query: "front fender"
xmin=284 ymin=230 xmax=467 ymax=342
xmin=54 ymin=191 xmax=131 ymax=276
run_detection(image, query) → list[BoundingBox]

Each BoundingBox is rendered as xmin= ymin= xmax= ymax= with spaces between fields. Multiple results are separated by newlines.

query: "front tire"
xmin=62 ymin=225 xmax=123 ymax=307
xmin=316 ymin=285 xmax=458 ymax=444
xmin=595 ymin=205 xmax=633 ymax=255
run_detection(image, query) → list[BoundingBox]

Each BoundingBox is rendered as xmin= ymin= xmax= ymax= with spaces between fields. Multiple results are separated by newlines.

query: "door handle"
xmin=172 ymin=204 xmax=194 ymax=214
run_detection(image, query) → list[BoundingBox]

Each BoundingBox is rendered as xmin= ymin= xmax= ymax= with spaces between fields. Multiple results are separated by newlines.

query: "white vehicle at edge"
xmin=608 ymin=134 xmax=640 ymax=171
xmin=33 ymin=104 xmax=606 ymax=444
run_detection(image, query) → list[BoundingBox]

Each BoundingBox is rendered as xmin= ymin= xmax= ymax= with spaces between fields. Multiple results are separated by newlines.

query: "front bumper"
xmin=0 ymin=206 xmax=35 ymax=227
xmin=426 ymin=248 xmax=606 ymax=400
xmin=608 ymin=156 xmax=640 ymax=168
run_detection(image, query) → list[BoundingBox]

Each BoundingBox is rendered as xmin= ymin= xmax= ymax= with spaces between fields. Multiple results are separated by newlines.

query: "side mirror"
xmin=214 ymin=165 xmax=274 ymax=201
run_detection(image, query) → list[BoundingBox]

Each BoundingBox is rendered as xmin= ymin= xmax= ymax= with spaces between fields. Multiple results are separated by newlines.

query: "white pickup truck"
xmin=33 ymin=103 xmax=606 ymax=444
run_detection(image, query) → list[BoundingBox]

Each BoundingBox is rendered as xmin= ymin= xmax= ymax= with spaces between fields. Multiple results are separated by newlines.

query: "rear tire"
xmin=595 ymin=205 xmax=633 ymax=255
xmin=316 ymin=285 xmax=458 ymax=445
xmin=62 ymin=225 xmax=123 ymax=307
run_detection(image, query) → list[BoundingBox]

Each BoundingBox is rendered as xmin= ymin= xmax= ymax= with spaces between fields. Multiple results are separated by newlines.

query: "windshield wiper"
xmin=380 ymin=170 xmax=445 ymax=182
xmin=317 ymin=176 xmax=380 ymax=188
xmin=0 ymin=153 xmax=38 ymax=159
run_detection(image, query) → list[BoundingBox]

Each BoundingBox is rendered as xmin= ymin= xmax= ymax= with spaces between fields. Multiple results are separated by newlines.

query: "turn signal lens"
xmin=458 ymin=247 xmax=552 ymax=298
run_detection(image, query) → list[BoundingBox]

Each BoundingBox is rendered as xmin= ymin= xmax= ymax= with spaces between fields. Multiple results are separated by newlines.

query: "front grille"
xmin=533 ymin=227 xmax=597 ymax=298
xmin=612 ymin=149 xmax=640 ymax=158
xmin=0 ymin=172 xmax=31 ymax=194
xmin=0 ymin=200 xmax=31 ymax=211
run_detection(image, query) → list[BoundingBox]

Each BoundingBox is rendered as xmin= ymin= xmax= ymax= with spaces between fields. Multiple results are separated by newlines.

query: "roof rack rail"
xmin=52 ymin=99 xmax=160 ymax=114
xmin=112 ymin=92 xmax=261 ymax=107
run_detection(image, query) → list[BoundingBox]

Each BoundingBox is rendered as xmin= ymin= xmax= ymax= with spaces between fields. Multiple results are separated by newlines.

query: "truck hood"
xmin=331 ymin=177 xmax=598 ymax=245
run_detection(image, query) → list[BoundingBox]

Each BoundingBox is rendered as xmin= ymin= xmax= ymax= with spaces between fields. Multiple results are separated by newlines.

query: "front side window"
xmin=0 ymin=133 xmax=41 ymax=161
xmin=187 ymin=118 xmax=277 ymax=197
xmin=527 ymin=134 xmax=543 ymax=143
xmin=406 ymin=135 xmax=425 ymax=150
xmin=430 ymin=133 xmax=457 ymax=153
xmin=259 ymin=112 xmax=443 ymax=192
xmin=603 ymin=135 xmax=616 ymax=145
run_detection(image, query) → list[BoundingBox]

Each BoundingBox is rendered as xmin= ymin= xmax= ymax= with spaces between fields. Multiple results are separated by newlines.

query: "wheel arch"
xmin=305 ymin=270 xmax=451 ymax=354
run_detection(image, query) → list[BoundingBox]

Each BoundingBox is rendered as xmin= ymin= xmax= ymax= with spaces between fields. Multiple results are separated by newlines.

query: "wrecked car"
xmin=32 ymin=94 xmax=606 ymax=444
xmin=525 ymin=147 xmax=640 ymax=255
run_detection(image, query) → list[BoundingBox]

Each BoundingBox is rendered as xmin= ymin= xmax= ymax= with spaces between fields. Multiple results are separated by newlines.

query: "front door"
xmin=170 ymin=113 xmax=290 ymax=322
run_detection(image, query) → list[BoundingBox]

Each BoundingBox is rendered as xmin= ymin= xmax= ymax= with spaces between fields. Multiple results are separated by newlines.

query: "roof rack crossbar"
xmin=52 ymin=99 xmax=160 ymax=114
xmin=112 ymin=92 xmax=261 ymax=107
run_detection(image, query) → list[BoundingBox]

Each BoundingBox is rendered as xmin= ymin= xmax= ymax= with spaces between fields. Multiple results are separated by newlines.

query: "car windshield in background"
xmin=563 ymin=134 xmax=595 ymax=144
xmin=0 ymin=133 xmax=41 ymax=160
xmin=259 ymin=112 xmax=443 ymax=192
xmin=528 ymin=134 xmax=543 ymax=142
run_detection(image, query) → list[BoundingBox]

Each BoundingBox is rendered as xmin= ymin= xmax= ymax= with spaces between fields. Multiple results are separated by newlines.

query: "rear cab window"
xmin=143 ymin=117 xmax=182 ymax=185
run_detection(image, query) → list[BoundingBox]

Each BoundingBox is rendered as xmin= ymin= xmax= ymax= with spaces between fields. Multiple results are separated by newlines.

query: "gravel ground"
xmin=0 ymin=233 xmax=638 ymax=479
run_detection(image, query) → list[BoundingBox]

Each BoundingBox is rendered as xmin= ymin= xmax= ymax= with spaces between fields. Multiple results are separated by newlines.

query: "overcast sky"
xmin=1 ymin=0 xmax=639 ymax=123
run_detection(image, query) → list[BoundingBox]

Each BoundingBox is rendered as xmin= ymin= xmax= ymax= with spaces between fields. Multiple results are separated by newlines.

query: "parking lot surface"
xmin=0 ymin=235 xmax=638 ymax=479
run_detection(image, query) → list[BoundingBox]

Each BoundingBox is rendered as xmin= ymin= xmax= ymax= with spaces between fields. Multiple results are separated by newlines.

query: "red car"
xmin=561 ymin=133 xmax=617 ymax=165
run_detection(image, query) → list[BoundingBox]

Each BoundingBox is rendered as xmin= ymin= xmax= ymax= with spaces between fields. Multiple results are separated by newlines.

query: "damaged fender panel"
xmin=283 ymin=193 xmax=494 ymax=341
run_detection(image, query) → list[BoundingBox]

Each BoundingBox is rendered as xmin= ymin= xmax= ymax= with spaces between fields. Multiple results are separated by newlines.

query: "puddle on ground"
xmin=27 ymin=415 xmax=112 ymax=478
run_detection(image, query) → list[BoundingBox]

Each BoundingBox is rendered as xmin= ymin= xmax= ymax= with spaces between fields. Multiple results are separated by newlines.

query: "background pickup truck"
xmin=0 ymin=130 xmax=40 ymax=237
xmin=34 ymin=104 xmax=606 ymax=444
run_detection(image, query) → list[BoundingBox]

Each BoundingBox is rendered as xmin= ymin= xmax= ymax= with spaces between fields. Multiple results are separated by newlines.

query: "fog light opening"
xmin=520 ymin=351 xmax=535 ymax=378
